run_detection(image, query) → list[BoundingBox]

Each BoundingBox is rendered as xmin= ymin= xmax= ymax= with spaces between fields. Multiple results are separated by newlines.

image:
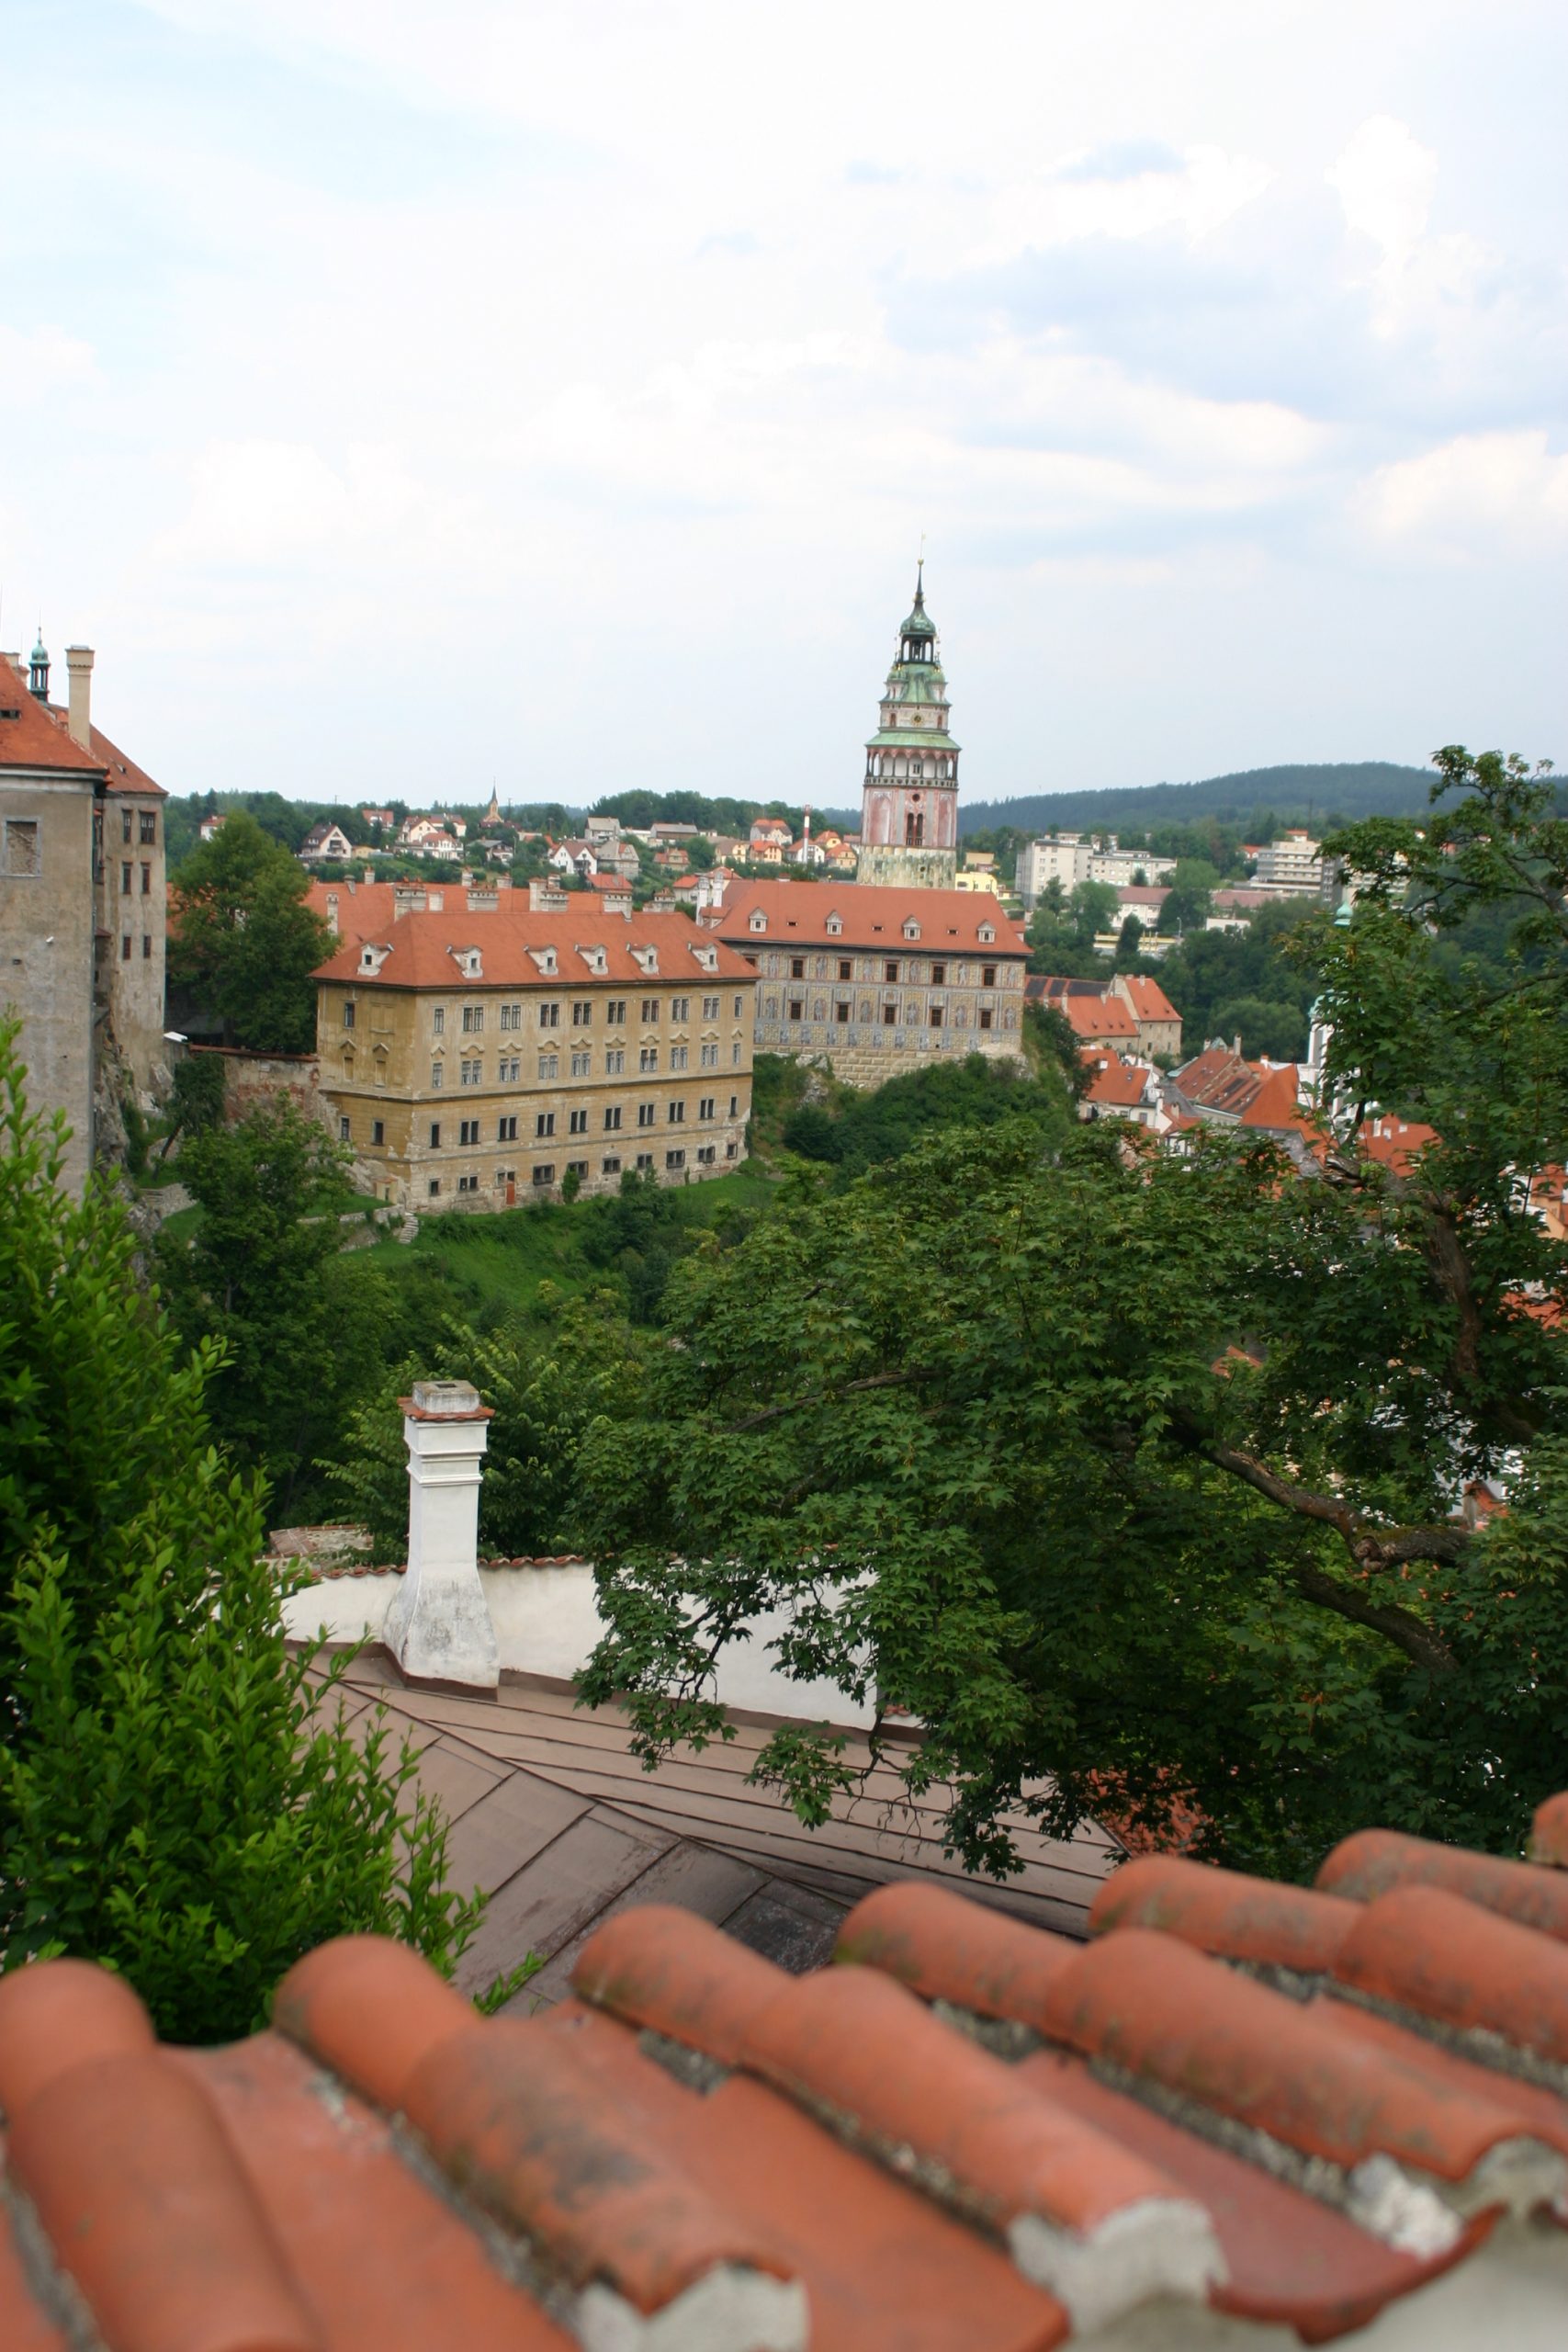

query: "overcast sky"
xmin=5 ymin=1 xmax=1564 ymax=810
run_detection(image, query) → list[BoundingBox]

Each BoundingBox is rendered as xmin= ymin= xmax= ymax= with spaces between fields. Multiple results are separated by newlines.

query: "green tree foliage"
xmin=1027 ymin=879 xmax=1119 ymax=977
xmin=155 ymin=1099 xmax=392 ymax=1515
xmin=577 ymin=753 xmax=1568 ymax=1877
xmin=167 ymin=811 xmax=334 ymax=1052
xmin=1154 ymin=901 xmax=1320 ymax=1057
xmin=0 ymin=1025 xmax=489 ymax=2036
xmin=324 ymin=1295 xmax=650 ymax=1561
xmin=778 ymin=1055 xmax=1071 ymax=1180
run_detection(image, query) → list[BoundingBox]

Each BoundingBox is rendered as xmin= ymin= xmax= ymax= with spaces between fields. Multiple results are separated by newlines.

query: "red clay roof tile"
xmin=1533 ymin=1791 xmax=1568 ymax=1867
xmin=1014 ymin=2044 xmax=1470 ymax=2340
xmin=0 ymin=2208 xmax=72 ymax=2352
xmin=7 ymin=2047 xmax=321 ymax=2352
xmin=1089 ymin=1853 xmax=1360 ymax=1975
xmin=17 ymin=1792 xmax=1568 ymax=2346
xmin=834 ymin=1879 xmax=1077 ymax=2029
xmin=181 ymin=2033 xmax=575 ymax=2352
xmin=570 ymin=1898 xmax=786 ymax=2064
xmin=1332 ymin=1883 xmax=1568 ymax=2070
xmin=1318 ymin=1826 xmax=1568 ymax=1941
xmin=1037 ymin=1926 xmax=1558 ymax=2210
xmin=0 ymin=1953 xmax=155 ymax=2120
xmin=543 ymin=1998 xmax=1070 ymax=2352
xmin=272 ymin=1931 xmax=472 ymax=2109
xmin=403 ymin=2022 xmax=801 ymax=2326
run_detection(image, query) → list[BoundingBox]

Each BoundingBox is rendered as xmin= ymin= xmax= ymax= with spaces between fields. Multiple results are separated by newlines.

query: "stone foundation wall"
xmin=769 ymin=1036 xmax=1027 ymax=1091
xmin=192 ymin=1045 xmax=334 ymax=1130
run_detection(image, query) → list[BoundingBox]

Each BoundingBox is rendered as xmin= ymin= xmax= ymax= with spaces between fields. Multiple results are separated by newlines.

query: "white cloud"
xmin=0 ymin=325 xmax=98 ymax=404
xmin=1357 ymin=429 xmax=1568 ymax=553
xmin=1328 ymin=115 xmax=1437 ymax=259
xmin=153 ymin=440 xmax=424 ymax=567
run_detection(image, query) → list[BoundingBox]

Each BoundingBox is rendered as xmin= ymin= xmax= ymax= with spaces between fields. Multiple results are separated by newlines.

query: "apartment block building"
xmin=1251 ymin=830 xmax=1325 ymax=891
xmin=709 ymin=879 xmax=1026 ymax=1087
xmin=1015 ymin=833 xmax=1177 ymax=909
xmin=312 ymin=908 xmax=757 ymax=1208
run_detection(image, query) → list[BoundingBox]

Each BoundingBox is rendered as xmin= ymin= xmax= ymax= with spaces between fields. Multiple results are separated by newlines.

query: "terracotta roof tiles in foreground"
xmin=8 ymin=1795 xmax=1568 ymax=2346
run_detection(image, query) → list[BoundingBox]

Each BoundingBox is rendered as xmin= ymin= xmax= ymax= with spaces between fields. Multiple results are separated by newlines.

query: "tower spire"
xmin=857 ymin=561 xmax=961 ymax=890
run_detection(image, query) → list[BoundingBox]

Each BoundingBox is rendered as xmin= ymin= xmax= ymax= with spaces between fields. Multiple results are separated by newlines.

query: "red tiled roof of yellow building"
xmin=312 ymin=907 xmax=758 ymax=989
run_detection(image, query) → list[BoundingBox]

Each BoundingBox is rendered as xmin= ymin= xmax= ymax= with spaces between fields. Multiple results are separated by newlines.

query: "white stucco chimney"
xmin=381 ymin=1380 xmax=499 ymax=1692
xmin=64 ymin=645 xmax=94 ymax=749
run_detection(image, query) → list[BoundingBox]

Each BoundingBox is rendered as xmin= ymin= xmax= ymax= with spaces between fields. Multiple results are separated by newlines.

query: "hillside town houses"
xmin=4 ymin=573 xmax=1465 ymax=1225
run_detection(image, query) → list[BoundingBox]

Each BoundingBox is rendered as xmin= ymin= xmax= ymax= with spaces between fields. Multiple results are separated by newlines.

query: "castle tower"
xmin=857 ymin=566 xmax=961 ymax=888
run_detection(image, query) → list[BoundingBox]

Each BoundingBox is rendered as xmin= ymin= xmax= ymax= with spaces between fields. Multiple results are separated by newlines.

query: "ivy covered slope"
xmin=578 ymin=751 xmax=1568 ymax=1878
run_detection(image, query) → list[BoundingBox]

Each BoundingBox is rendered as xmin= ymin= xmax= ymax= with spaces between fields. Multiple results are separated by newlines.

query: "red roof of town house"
xmin=1174 ymin=1043 xmax=1279 ymax=1118
xmin=1237 ymin=1065 xmax=1303 ymax=1131
xmin=11 ymin=1791 xmax=1568 ymax=2348
xmin=1357 ymin=1114 xmax=1441 ymax=1177
xmin=1114 ymin=974 xmax=1179 ymax=1028
xmin=312 ymin=907 xmax=757 ymax=991
xmin=1080 ymin=1051 xmax=1151 ymax=1110
xmin=713 ymin=879 xmax=1024 ymax=958
xmin=1055 ymin=994 xmax=1138 ymax=1045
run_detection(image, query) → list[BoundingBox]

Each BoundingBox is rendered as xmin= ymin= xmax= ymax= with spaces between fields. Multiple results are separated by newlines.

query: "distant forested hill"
xmin=959 ymin=763 xmax=1442 ymax=839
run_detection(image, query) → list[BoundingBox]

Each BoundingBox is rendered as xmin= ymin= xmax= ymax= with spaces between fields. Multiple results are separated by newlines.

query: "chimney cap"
xmin=402 ymin=1380 xmax=493 ymax=1421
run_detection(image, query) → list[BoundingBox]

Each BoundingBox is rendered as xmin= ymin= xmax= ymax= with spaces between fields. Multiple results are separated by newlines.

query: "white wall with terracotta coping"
xmin=282 ymin=1559 xmax=874 ymax=1728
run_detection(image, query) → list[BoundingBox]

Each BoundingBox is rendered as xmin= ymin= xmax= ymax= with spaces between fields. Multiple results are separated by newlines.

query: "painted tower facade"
xmin=857 ymin=568 xmax=960 ymax=889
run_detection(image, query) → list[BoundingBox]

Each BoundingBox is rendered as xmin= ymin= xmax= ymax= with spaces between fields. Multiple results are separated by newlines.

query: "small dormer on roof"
xmin=358 ymin=941 xmax=392 ymax=977
xmin=826 ymin=911 xmax=843 ymax=935
xmin=902 ymin=917 xmax=921 ymax=940
xmin=630 ymin=944 xmax=659 ymax=975
xmin=528 ymin=944 xmax=558 ymax=977
xmin=578 ymin=943 xmax=609 ymax=975
xmin=451 ymin=945 xmax=483 ymax=980
xmin=977 ymin=922 xmax=996 ymax=943
xmin=689 ymin=940 xmax=718 ymax=972
xmin=749 ymin=909 xmax=767 ymax=933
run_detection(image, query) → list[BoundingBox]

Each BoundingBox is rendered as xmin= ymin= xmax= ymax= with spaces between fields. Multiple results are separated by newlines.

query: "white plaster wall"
xmin=282 ymin=1560 xmax=874 ymax=1728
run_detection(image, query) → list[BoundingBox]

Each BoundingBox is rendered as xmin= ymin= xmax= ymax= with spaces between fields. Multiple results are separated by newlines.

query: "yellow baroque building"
xmin=313 ymin=905 xmax=757 ymax=1209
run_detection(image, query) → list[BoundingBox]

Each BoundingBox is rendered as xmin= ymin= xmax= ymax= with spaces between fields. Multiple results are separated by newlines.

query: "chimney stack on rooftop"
xmin=64 ymin=646 xmax=94 ymax=750
xmin=381 ymin=1381 xmax=498 ymax=1692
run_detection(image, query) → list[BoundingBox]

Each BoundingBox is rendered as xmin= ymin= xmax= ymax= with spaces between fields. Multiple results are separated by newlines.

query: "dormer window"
xmin=825 ymin=914 xmax=842 ymax=936
xmin=977 ymin=922 xmax=996 ymax=944
xmin=528 ymin=946 xmax=558 ymax=976
xmin=749 ymin=910 xmax=767 ymax=933
xmin=902 ymin=919 xmax=920 ymax=941
xmin=451 ymin=946 xmax=483 ymax=979
xmin=578 ymin=944 xmax=608 ymax=974
xmin=358 ymin=942 xmax=391 ymax=977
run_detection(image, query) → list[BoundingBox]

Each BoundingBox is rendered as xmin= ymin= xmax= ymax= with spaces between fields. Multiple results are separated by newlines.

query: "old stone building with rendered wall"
xmin=0 ymin=639 xmax=167 ymax=1191
xmin=313 ymin=906 xmax=757 ymax=1208
xmin=710 ymin=879 xmax=1026 ymax=1087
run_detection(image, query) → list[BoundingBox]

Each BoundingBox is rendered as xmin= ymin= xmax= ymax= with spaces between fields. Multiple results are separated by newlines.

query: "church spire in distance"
xmin=857 ymin=562 xmax=961 ymax=889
